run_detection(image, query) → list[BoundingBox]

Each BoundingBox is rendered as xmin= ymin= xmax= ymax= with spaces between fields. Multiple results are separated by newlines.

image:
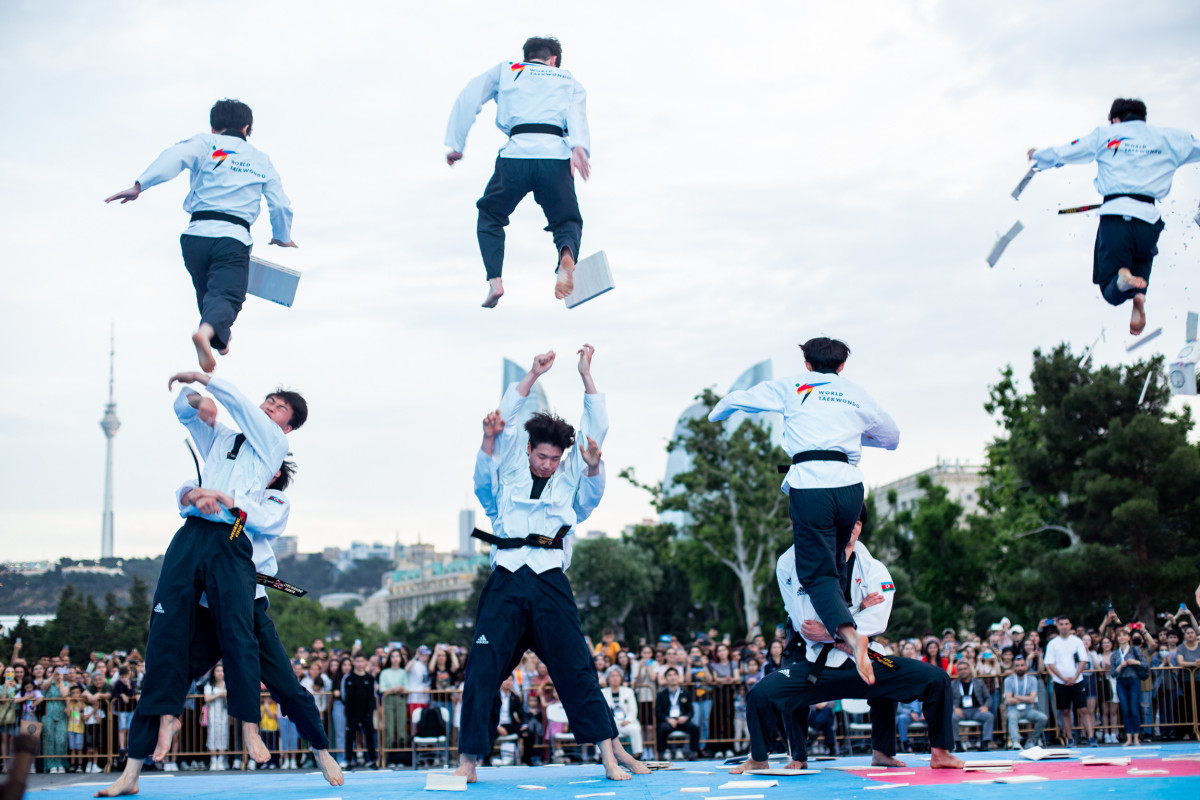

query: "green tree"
xmin=863 ymin=494 xmax=932 ymax=639
xmin=981 ymin=346 xmax=1200 ymax=627
xmin=569 ymin=537 xmax=662 ymax=641
xmin=268 ymin=594 xmax=387 ymax=653
xmin=619 ymin=522 xmax=700 ymax=644
xmin=625 ymin=388 xmax=790 ymax=636
xmin=390 ymin=600 xmax=471 ymax=648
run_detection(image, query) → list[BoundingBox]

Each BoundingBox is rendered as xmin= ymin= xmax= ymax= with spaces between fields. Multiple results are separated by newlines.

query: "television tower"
xmin=99 ymin=325 xmax=120 ymax=559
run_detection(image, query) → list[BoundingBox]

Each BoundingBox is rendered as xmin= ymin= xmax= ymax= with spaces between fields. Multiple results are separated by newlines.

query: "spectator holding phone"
xmin=1111 ymin=626 xmax=1149 ymax=746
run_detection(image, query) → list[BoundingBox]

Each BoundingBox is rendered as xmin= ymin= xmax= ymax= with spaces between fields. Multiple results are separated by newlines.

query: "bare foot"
xmin=314 ymin=749 xmax=344 ymax=786
xmin=1130 ymin=294 xmax=1147 ymax=335
xmin=784 ymin=760 xmax=808 ymax=770
xmin=854 ymin=637 xmax=875 ymax=686
xmin=218 ymin=332 xmax=232 ymax=356
xmin=930 ymin=747 xmax=965 ymax=769
xmin=95 ymin=763 xmax=141 ymax=796
xmin=482 ymin=278 xmax=504 ymax=308
xmin=191 ymin=326 xmax=217 ymax=373
xmin=1117 ymin=268 xmax=1148 ymax=292
xmin=453 ymin=754 xmax=478 ymax=784
xmin=730 ymin=757 xmax=770 ymax=774
xmin=614 ymin=750 xmax=651 ymax=775
xmin=871 ymin=751 xmax=906 ymax=767
xmin=603 ymin=761 xmax=632 ymax=781
xmin=554 ymin=249 xmax=575 ymax=299
xmin=152 ymin=715 xmax=180 ymax=762
xmin=243 ymin=722 xmax=270 ymax=763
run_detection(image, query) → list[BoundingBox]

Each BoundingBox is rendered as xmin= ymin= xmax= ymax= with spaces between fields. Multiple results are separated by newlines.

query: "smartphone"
xmin=1182 ymin=603 xmax=1188 ymax=611
xmin=659 ymin=634 xmax=671 ymax=643
xmin=57 ymin=667 xmax=69 ymax=675
xmin=14 ymin=637 xmax=21 ymax=646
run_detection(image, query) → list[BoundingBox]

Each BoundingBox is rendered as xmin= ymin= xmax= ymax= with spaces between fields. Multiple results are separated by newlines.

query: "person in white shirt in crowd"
xmin=104 ymin=99 xmax=296 ymax=371
xmin=1028 ymin=97 xmax=1200 ymax=335
xmin=445 ymin=36 xmax=591 ymax=307
xmin=601 ymin=669 xmax=642 ymax=758
xmin=709 ymin=337 xmax=899 ymax=686
xmin=406 ymin=646 xmax=432 ymax=720
xmin=1043 ymin=615 xmax=1096 ymax=747
xmin=455 ymin=348 xmax=645 ymax=783
xmin=1003 ymin=654 xmax=1047 ymax=749
xmin=203 ymin=665 xmax=230 ymax=770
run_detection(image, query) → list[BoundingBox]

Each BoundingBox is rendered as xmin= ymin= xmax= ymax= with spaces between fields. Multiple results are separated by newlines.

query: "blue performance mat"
xmin=27 ymin=743 xmax=1200 ymax=800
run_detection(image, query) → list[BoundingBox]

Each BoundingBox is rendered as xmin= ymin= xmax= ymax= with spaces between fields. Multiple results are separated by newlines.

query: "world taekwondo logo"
xmin=1105 ymin=137 xmax=1128 ymax=156
xmin=795 ymin=382 xmax=830 ymax=404
xmin=511 ymin=62 xmax=526 ymax=80
xmin=211 ymin=147 xmax=237 ymax=169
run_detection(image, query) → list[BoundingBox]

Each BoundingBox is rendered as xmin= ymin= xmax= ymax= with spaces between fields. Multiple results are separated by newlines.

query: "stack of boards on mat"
xmin=248 ymin=255 xmax=302 ymax=307
xmin=563 ymin=250 xmax=615 ymax=309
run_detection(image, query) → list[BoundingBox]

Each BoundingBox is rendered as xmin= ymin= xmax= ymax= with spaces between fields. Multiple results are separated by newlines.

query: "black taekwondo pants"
xmin=181 ymin=234 xmax=251 ymax=350
xmin=746 ymin=656 xmax=952 ymax=762
xmin=788 ymin=484 xmax=865 ymax=637
xmin=1093 ymin=215 xmax=1164 ymax=306
xmin=459 ymin=565 xmax=617 ymax=757
xmin=135 ymin=518 xmax=259 ymax=727
xmin=129 ymin=596 xmax=329 ymax=759
xmin=476 ymin=157 xmax=582 ymax=280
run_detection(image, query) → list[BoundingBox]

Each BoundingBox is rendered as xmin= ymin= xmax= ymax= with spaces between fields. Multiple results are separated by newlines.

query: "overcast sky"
xmin=2 ymin=1 xmax=1199 ymax=563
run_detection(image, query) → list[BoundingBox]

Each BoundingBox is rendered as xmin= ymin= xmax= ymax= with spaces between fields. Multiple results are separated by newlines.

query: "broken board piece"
xmin=718 ymin=780 xmax=778 ymax=789
xmin=1162 ymin=754 xmax=1200 ymax=762
xmin=575 ymin=794 xmax=616 ymax=799
xmin=1126 ymin=327 xmax=1163 ymax=352
xmin=744 ymin=769 xmax=819 ymax=776
xmin=987 ymin=221 xmax=1024 ymax=267
xmin=964 ymin=761 xmax=1014 ymax=771
xmin=864 ymin=784 xmax=908 ymax=791
xmin=823 ymin=765 xmax=874 ymax=771
xmin=680 ymin=788 xmax=710 ymax=794
xmin=1082 ymin=756 xmax=1131 ymax=766
xmin=1011 ymin=167 xmax=1037 ymax=200
xmin=996 ymin=775 xmax=1048 ymax=784
xmin=563 ymin=251 xmax=615 ymax=309
xmin=517 ymin=786 xmax=547 ymax=791
xmin=1128 ymin=768 xmax=1169 ymax=775
xmin=569 ymin=780 xmax=602 ymax=785
xmin=425 ymin=773 xmax=468 ymax=791
xmin=1019 ymin=746 xmax=1073 ymax=761
xmin=248 ymin=256 xmax=301 ymax=307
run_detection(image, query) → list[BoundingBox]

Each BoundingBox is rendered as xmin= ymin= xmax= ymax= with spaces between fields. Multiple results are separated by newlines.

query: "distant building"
xmin=322 ymin=547 xmax=341 ymax=563
xmin=61 ymin=564 xmax=123 ymax=577
xmin=873 ymin=460 xmax=984 ymax=518
xmin=345 ymin=542 xmax=395 ymax=561
xmin=356 ymin=551 xmax=488 ymax=630
xmin=1 ymin=561 xmax=54 ymax=577
xmin=318 ymin=592 xmax=363 ymax=610
xmin=459 ymin=509 xmax=476 ymax=556
xmin=274 ymin=536 xmax=298 ymax=560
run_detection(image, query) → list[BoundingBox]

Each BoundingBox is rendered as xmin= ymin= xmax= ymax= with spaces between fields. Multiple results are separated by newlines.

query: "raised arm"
xmin=1028 ymin=127 xmax=1105 ymax=170
xmin=204 ymin=376 xmax=289 ymax=469
xmin=105 ymin=136 xmax=207 ymax=204
xmin=172 ymin=380 xmax=222 ymax=459
xmin=473 ymin=412 xmax=504 ymax=524
xmin=708 ymin=380 xmax=787 ymax=422
xmin=576 ymin=346 xmax=608 ymax=447
xmin=445 ymin=63 xmax=502 ymax=163
xmin=573 ymin=450 xmax=605 ymax=523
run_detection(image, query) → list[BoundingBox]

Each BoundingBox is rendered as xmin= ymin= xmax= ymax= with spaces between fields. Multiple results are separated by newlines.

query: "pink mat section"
xmin=860 ymin=757 xmax=1200 ymax=786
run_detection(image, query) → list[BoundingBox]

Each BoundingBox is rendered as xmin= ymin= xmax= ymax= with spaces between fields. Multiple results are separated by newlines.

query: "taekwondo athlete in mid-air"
xmin=454 ymin=347 xmax=648 ymax=783
xmin=709 ymin=337 xmax=899 ymax=686
xmin=97 ymin=463 xmax=343 ymax=798
xmin=130 ymin=371 xmax=306 ymax=777
xmin=1029 ymin=98 xmax=1200 ymax=336
xmin=445 ymin=36 xmax=591 ymax=308
xmin=105 ymin=99 xmax=296 ymax=372
xmin=731 ymin=516 xmax=964 ymax=773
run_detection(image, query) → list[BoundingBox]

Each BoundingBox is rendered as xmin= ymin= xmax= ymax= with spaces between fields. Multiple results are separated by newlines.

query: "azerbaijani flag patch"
xmin=880 ymin=582 xmax=895 ymax=592
xmin=267 ymin=496 xmax=285 ymax=504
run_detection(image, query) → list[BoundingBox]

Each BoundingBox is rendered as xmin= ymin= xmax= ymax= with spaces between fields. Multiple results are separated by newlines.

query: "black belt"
xmin=778 ymin=450 xmax=849 ymax=474
xmin=1104 ymin=193 xmax=1155 ymax=205
xmin=256 ymin=573 xmax=307 ymax=597
xmin=472 ymin=526 xmax=571 ymax=550
xmin=509 ymin=123 xmax=565 ymax=137
xmin=191 ymin=210 xmax=251 ymax=230
xmin=808 ymin=642 xmax=896 ymax=684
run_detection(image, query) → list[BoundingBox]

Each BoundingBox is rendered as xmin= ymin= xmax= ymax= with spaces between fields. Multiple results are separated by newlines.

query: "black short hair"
xmin=1013 ymin=653 xmax=1026 ymax=662
xmin=1055 ymin=614 xmax=1071 ymax=623
xmin=526 ymin=412 xmax=575 ymax=451
xmin=268 ymin=459 xmax=296 ymax=492
xmin=523 ymin=36 xmax=563 ymax=64
xmin=800 ymin=337 xmax=851 ymax=373
xmin=1109 ymin=98 xmax=1147 ymax=122
xmin=269 ymin=388 xmax=308 ymax=430
xmin=210 ymin=99 xmax=253 ymax=135
xmin=663 ymin=667 xmax=679 ymax=677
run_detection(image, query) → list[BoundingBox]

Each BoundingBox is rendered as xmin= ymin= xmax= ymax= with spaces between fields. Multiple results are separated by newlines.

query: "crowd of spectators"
xmin=3 ymin=596 xmax=1200 ymax=774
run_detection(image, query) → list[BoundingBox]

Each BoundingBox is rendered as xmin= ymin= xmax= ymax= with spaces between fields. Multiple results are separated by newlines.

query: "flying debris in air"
xmin=1126 ymin=327 xmax=1162 ymax=352
xmin=987 ymin=221 xmax=1024 ymax=268
xmin=1011 ymin=167 xmax=1037 ymax=200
